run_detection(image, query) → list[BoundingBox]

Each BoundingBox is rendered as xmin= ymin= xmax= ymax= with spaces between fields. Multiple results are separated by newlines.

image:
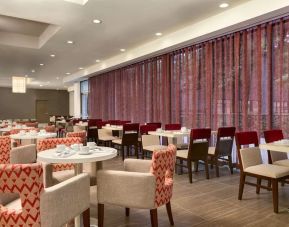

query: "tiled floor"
xmin=88 ymin=156 xmax=289 ymax=227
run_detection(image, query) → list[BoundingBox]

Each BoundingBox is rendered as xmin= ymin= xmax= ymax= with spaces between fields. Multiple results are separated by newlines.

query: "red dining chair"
xmin=236 ymin=131 xmax=289 ymax=213
xmin=165 ymin=124 xmax=181 ymax=130
xmin=263 ymin=129 xmax=289 ymax=167
xmin=176 ymin=128 xmax=211 ymax=183
xmin=146 ymin=122 xmax=162 ymax=129
xmin=208 ymin=127 xmax=236 ymax=177
xmin=112 ymin=123 xmax=140 ymax=160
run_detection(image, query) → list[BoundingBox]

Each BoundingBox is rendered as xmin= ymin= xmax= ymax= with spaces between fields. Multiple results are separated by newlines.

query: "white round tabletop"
xmin=37 ymin=146 xmax=117 ymax=163
xmin=0 ymin=126 xmax=33 ymax=132
xmin=10 ymin=132 xmax=57 ymax=140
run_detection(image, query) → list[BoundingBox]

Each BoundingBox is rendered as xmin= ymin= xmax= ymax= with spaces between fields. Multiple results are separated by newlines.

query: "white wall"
xmin=69 ymin=90 xmax=74 ymax=116
xmin=73 ymin=82 xmax=81 ymax=118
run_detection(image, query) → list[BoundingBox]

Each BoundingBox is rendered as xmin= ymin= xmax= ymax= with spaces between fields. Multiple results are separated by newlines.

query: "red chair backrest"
xmin=165 ymin=124 xmax=181 ymax=130
xmin=264 ymin=129 xmax=284 ymax=143
xmin=191 ymin=128 xmax=211 ymax=140
xmin=140 ymin=125 xmax=158 ymax=135
xmin=88 ymin=119 xmax=102 ymax=126
xmin=147 ymin=122 xmax=162 ymax=129
xmin=123 ymin=123 xmax=140 ymax=133
xmin=218 ymin=127 xmax=236 ymax=138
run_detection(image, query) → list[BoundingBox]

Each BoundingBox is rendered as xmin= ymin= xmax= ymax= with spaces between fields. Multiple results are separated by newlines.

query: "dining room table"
xmin=10 ymin=131 xmax=57 ymax=144
xmin=37 ymin=145 xmax=117 ymax=227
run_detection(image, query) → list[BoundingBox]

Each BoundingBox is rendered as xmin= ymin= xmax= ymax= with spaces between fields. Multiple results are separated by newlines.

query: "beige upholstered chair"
xmin=10 ymin=144 xmax=37 ymax=164
xmin=0 ymin=163 xmax=90 ymax=227
xmin=238 ymin=147 xmax=289 ymax=213
xmin=97 ymin=145 xmax=177 ymax=227
xmin=142 ymin=134 xmax=167 ymax=158
xmin=73 ymin=125 xmax=86 ymax=132
xmin=98 ymin=128 xmax=118 ymax=146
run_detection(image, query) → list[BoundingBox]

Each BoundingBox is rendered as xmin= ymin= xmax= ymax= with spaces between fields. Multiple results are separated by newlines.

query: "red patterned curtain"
xmin=89 ymin=17 xmax=289 ymax=135
xmin=89 ymin=55 xmax=171 ymax=124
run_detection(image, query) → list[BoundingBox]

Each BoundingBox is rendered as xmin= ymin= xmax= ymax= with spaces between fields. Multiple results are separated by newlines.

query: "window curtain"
xmin=89 ymin=17 xmax=289 ymax=135
xmin=89 ymin=55 xmax=171 ymax=124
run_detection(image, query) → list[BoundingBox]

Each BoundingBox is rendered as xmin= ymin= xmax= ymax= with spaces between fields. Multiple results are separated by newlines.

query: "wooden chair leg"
xmin=98 ymin=204 xmax=104 ymax=227
xmin=272 ymin=179 xmax=279 ymax=213
xmin=215 ymin=157 xmax=219 ymax=178
xmin=205 ymin=160 xmax=210 ymax=179
xmin=194 ymin=161 xmax=199 ymax=172
xmin=228 ymin=155 xmax=233 ymax=174
xmin=179 ymin=159 xmax=183 ymax=174
xmin=166 ymin=202 xmax=174 ymax=226
xmin=121 ymin=146 xmax=125 ymax=160
xmin=125 ymin=207 xmax=130 ymax=217
xmin=187 ymin=160 xmax=192 ymax=183
xmin=238 ymin=173 xmax=246 ymax=200
xmin=256 ymin=178 xmax=262 ymax=194
xmin=83 ymin=208 xmax=90 ymax=227
xmin=150 ymin=209 xmax=158 ymax=227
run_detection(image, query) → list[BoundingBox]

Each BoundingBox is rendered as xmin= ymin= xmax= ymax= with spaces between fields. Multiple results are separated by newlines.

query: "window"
xmin=80 ymin=80 xmax=88 ymax=119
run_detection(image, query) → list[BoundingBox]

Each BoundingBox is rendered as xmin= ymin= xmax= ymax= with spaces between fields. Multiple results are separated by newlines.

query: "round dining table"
xmin=37 ymin=146 xmax=117 ymax=227
xmin=10 ymin=132 xmax=57 ymax=144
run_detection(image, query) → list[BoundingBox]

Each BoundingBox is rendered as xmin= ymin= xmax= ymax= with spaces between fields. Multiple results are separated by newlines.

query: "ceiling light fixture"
xmin=95 ymin=59 xmax=101 ymax=63
xmin=12 ymin=77 xmax=26 ymax=93
xmin=50 ymin=54 xmax=56 ymax=58
xmin=93 ymin=19 xmax=102 ymax=24
xmin=66 ymin=40 xmax=74 ymax=44
xmin=39 ymin=84 xmax=43 ymax=87
xmin=219 ymin=3 xmax=229 ymax=8
xmin=78 ymin=67 xmax=84 ymax=70
xmin=155 ymin=32 xmax=162 ymax=36
xmin=31 ymin=69 xmax=35 ymax=73
xmin=40 ymin=63 xmax=44 ymax=66
xmin=120 ymin=48 xmax=126 ymax=52
xmin=65 ymin=72 xmax=71 ymax=75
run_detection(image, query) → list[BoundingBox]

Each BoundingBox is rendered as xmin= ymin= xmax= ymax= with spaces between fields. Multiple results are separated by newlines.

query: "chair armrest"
xmin=10 ymin=144 xmax=36 ymax=164
xmin=124 ymin=159 xmax=152 ymax=173
xmin=97 ymin=170 xmax=156 ymax=209
xmin=40 ymin=162 xmax=54 ymax=188
xmin=40 ymin=173 xmax=90 ymax=227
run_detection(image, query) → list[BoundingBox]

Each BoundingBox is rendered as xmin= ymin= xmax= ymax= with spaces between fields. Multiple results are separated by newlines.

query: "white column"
xmin=73 ymin=82 xmax=81 ymax=118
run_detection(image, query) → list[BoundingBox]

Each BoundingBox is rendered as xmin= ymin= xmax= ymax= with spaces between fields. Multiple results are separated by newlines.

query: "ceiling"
xmin=0 ymin=0 xmax=278 ymax=90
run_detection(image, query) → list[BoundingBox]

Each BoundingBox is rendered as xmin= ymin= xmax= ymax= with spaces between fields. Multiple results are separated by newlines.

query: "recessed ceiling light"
xmin=56 ymin=77 xmax=60 ymax=80
xmin=50 ymin=54 xmax=56 ymax=58
xmin=219 ymin=3 xmax=229 ymax=8
xmin=95 ymin=59 xmax=101 ymax=63
xmin=120 ymin=48 xmax=126 ymax=52
xmin=78 ymin=67 xmax=84 ymax=70
xmin=31 ymin=69 xmax=35 ymax=73
xmin=155 ymin=32 xmax=162 ymax=36
xmin=65 ymin=72 xmax=71 ymax=75
xmin=66 ymin=40 xmax=74 ymax=44
xmin=39 ymin=63 xmax=44 ymax=66
xmin=93 ymin=19 xmax=102 ymax=24
xmin=39 ymin=84 xmax=43 ymax=87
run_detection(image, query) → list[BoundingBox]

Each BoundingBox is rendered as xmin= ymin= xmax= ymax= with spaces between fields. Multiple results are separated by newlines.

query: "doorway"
xmin=36 ymin=100 xmax=49 ymax=123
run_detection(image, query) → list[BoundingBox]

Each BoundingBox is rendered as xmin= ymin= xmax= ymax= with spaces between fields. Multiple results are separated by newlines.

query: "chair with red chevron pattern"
xmin=66 ymin=130 xmax=87 ymax=144
xmin=97 ymin=144 xmax=177 ymax=227
xmin=37 ymin=137 xmax=82 ymax=187
xmin=0 ymin=136 xmax=11 ymax=164
xmin=0 ymin=163 xmax=90 ymax=227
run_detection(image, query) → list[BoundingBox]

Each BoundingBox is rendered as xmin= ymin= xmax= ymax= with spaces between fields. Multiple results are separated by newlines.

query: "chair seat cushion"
xmin=99 ymin=136 xmax=117 ymax=141
xmin=112 ymin=139 xmax=122 ymax=145
xmin=176 ymin=149 xmax=188 ymax=159
xmin=176 ymin=143 xmax=189 ymax=150
xmin=53 ymin=169 xmax=75 ymax=185
xmin=208 ymin=146 xmax=216 ymax=155
xmin=273 ymin=159 xmax=289 ymax=167
xmin=244 ymin=164 xmax=289 ymax=178
xmin=5 ymin=198 xmax=21 ymax=211
xmin=143 ymin=145 xmax=168 ymax=152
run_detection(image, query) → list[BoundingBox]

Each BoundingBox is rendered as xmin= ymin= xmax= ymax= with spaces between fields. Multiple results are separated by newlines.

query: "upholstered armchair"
xmin=0 ymin=136 xmax=11 ymax=163
xmin=0 ymin=163 xmax=90 ymax=227
xmin=66 ymin=130 xmax=87 ymax=144
xmin=37 ymin=137 xmax=99 ymax=187
xmin=97 ymin=144 xmax=177 ymax=227
xmin=10 ymin=144 xmax=36 ymax=164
